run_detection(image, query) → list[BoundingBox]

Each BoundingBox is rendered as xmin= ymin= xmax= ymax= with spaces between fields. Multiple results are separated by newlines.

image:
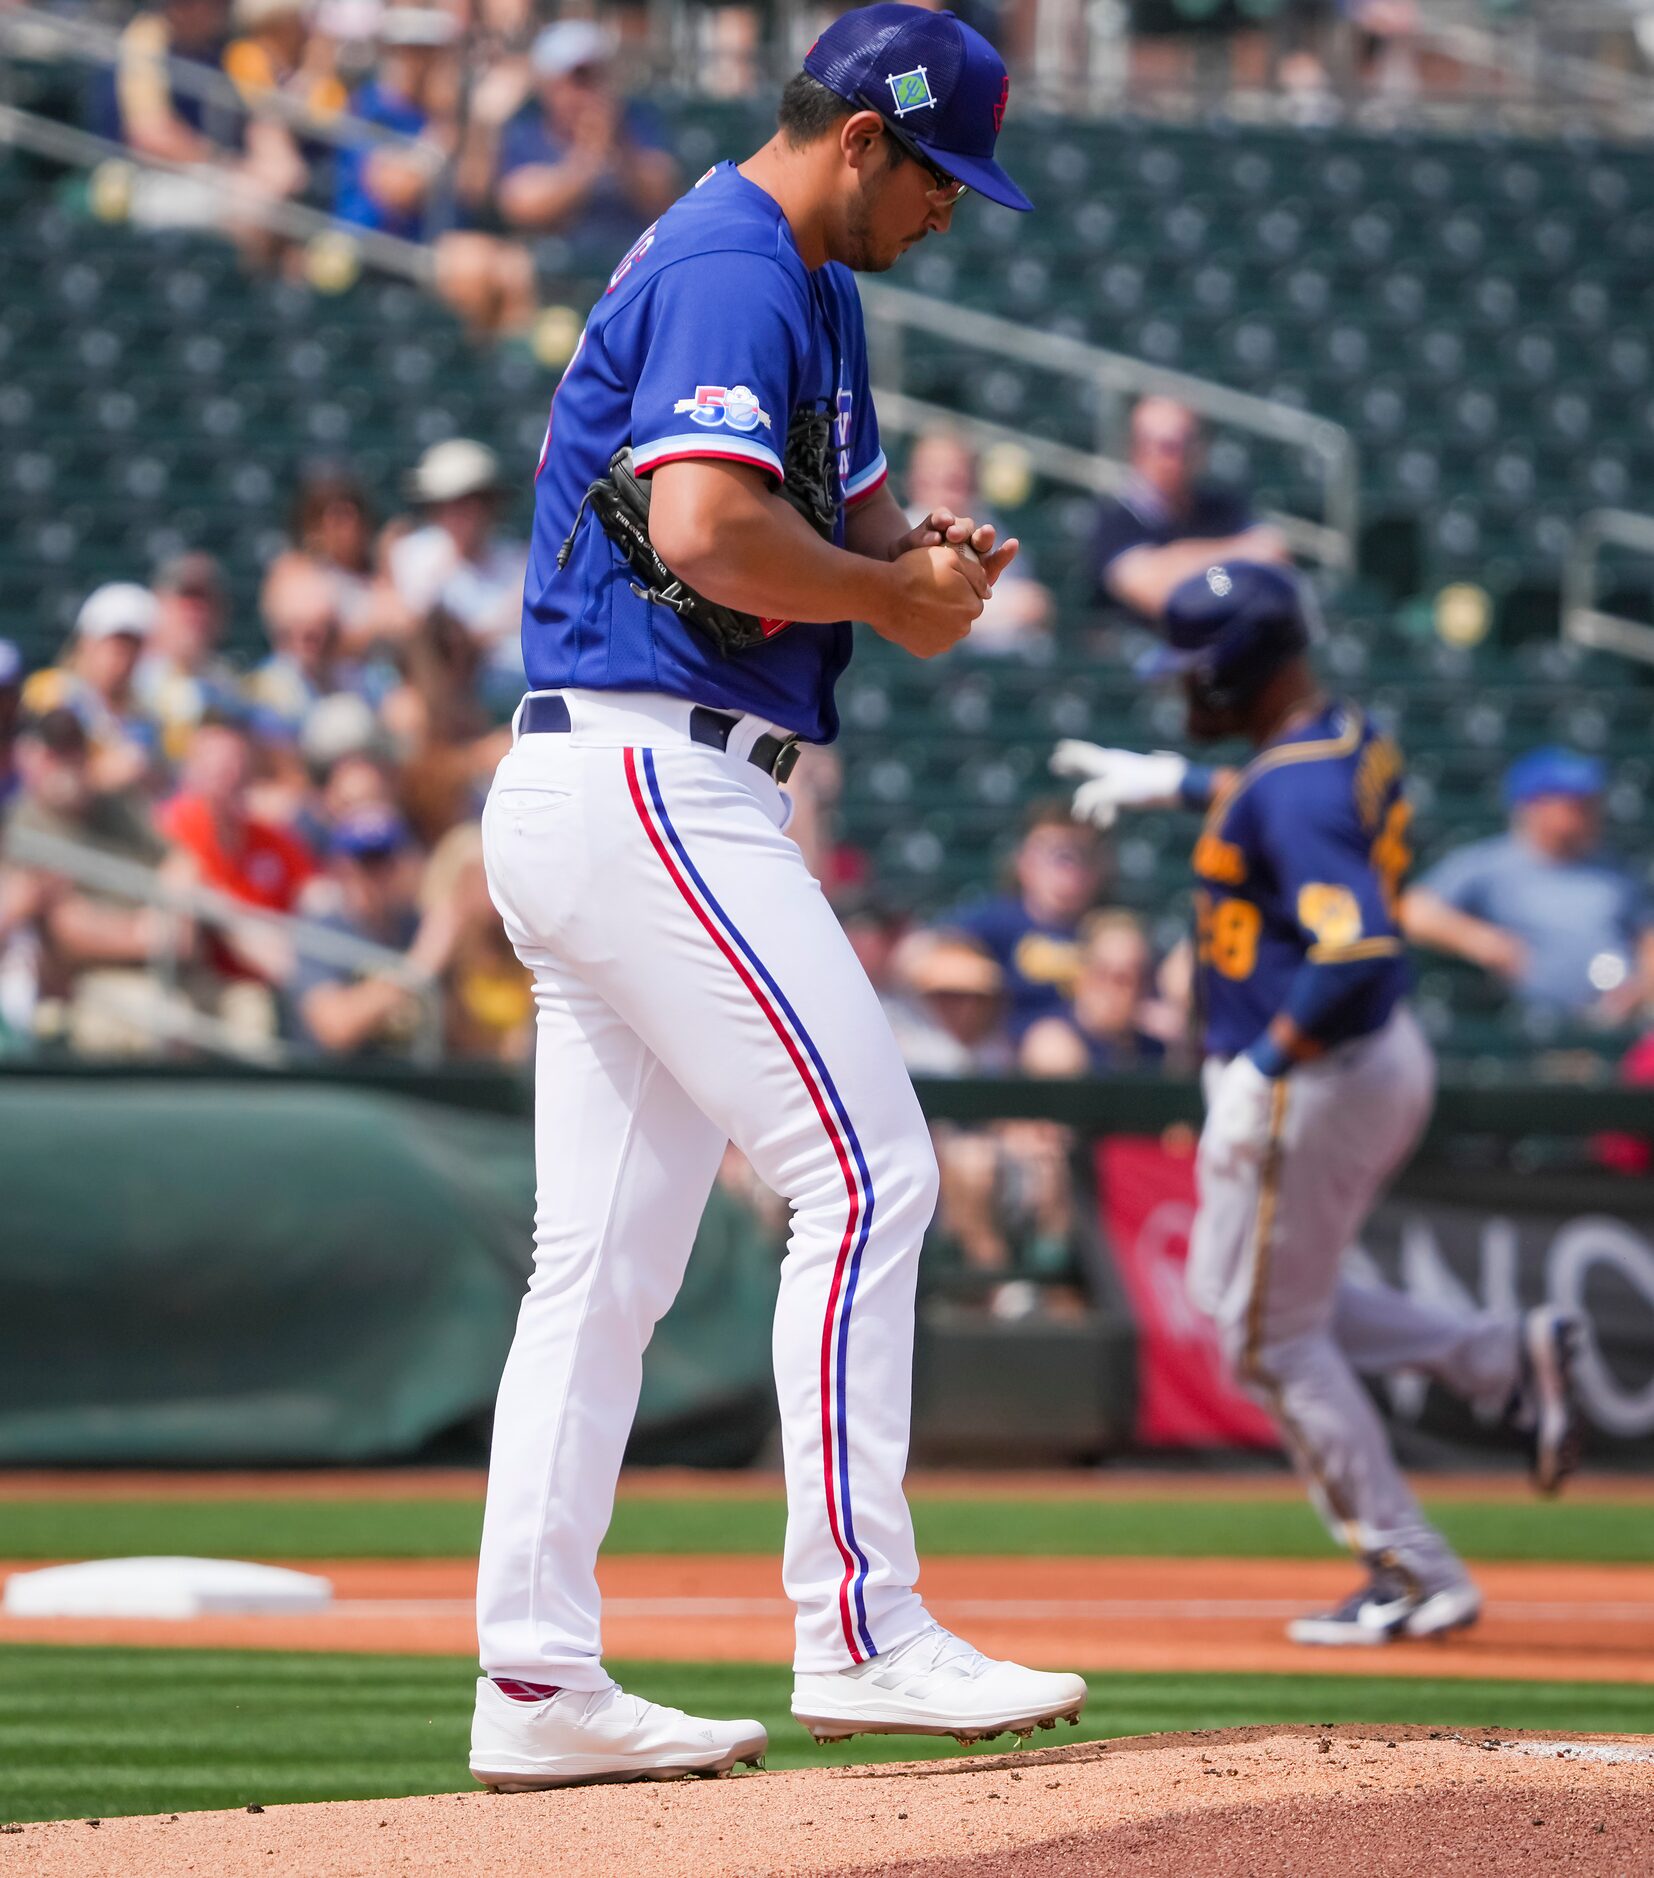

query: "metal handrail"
xmin=1561 ymin=507 xmax=1654 ymax=667
xmin=4 ymin=825 xmax=443 ymax=1064
xmin=1408 ymin=12 xmax=1654 ymax=114
xmin=858 ymin=280 xmax=1360 ymax=572
xmin=0 ymin=104 xmax=436 ymax=283
xmin=872 ymin=390 xmax=1338 ymax=568
xmin=0 ymin=7 xmax=434 ymax=159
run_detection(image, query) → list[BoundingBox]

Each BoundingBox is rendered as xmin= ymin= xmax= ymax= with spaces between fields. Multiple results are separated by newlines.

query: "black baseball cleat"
xmin=1508 ymin=1306 xmax=1585 ymax=1496
xmin=1287 ymin=1568 xmax=1482 ymax=1647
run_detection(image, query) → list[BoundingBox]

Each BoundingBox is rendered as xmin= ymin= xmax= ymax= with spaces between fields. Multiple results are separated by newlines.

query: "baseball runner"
xmin=1054 ymin=564 xmax=1582 ymax=1646
xmin=469 ymin=5 xmax=1085 ymax=1790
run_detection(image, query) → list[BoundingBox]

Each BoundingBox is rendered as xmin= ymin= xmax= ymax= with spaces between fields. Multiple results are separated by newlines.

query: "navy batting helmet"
xmin=1137 ymin=562 xmax=1311 ymax=711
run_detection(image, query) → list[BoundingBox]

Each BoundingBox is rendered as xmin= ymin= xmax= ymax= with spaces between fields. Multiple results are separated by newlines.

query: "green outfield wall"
xmin=1 ymin=1068 xmax=1650 ymax=1466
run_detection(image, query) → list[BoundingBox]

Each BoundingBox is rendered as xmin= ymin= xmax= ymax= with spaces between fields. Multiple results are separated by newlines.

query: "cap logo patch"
xmin=993 ymin=75 xmax=1009 ymax=134
xmin=886 ymin=66 xmax=935 ymax=117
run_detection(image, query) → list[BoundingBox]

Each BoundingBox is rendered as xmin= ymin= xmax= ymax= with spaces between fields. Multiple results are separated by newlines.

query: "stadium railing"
xmin=2 ymin=826 xmax=443 ymax=1065
xmin=0 ymin=27 xmax=1361 ymax=582
xmin=1563 ymin=507 xmax=1654 ymax=668
xmin=859 ymin=280 xmax=1360 ymax=573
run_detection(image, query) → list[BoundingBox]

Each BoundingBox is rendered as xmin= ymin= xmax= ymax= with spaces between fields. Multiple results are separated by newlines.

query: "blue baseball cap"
xmin=1136 ymin=562 xmax=1309 ymax=684
xmin=0 ymin=639 xmax=20 ymax=688
xmin=803 ymin=4 xmax=1032 ymax=213
xmin=1504 ymin=746 xmax=1605 ymax=808
xmin=331 ymin=807 xmax=412 ymax=860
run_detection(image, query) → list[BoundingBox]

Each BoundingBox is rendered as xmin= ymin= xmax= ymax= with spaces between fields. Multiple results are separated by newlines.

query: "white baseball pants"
xmin=1187 ymin=1006 xmax=1517 ymax=1589
xmin=475 ymin=690 xmax=936 ymax=1687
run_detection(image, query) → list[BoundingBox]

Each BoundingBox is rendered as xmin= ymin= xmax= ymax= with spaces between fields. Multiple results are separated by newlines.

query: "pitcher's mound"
xmin=8 ymin=1726 xmax=1653 ymax=1877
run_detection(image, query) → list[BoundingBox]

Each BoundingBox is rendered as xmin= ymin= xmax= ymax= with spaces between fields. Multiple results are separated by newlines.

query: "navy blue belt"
xmin=519 ymin=693 xmax=802 ymax=784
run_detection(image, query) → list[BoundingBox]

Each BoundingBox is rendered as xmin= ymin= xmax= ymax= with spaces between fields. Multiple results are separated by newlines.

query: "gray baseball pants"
xmin=1188 ymin=1005 xmax=1520 ymax=1590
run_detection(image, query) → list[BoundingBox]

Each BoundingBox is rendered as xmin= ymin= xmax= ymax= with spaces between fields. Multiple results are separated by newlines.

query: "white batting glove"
xmin=1199 ymin=1054 xmax=1281 ymax=1180
xmin=1049 ymin=742 xmax=1189 ymax=831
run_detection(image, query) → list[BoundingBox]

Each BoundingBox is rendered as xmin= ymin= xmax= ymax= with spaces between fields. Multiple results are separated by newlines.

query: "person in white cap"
xmin=483 ymin=19 xmax=679 ymax=263
xmin=333 ymin=7 xmax=538 ymax=335
xmin=22 ymin=584 xmax=165 ymax=796
xmin=387 ymin=440 xmax=529 ymax=704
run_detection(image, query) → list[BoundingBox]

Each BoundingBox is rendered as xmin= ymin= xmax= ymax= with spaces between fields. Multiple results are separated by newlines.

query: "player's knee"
xmin=874 ymin=1121 xmax=941 ymax=1245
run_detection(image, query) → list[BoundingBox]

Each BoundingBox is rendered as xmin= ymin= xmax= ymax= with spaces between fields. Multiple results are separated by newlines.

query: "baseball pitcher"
xmin=470 ymin=4 xmax=1086 ymax=1790
xmin=1055 ymin=563 xmax=1582 ymax=1645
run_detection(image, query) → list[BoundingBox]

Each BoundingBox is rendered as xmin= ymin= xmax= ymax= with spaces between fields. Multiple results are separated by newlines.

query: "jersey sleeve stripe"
xmin=631 ymin=435 xmax=783 ymax=479
xmin=1306 ymin=936 xmax=1404 ymax=963
xmin=843 ymin=452 xmax=889 ymax=506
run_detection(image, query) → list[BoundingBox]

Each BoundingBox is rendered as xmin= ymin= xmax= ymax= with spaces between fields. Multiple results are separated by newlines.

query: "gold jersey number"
xmin=1195 ymin=891 xmax=1262 ymax=980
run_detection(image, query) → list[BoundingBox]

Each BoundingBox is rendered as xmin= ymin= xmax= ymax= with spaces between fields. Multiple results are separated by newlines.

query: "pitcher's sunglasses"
xmin=855 ymin=96 xmax=968 ymax=204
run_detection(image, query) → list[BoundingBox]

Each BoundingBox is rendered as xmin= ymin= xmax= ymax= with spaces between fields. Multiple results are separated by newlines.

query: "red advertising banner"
xmin=1096 ymin=1136 xmax=1279 ymax=1449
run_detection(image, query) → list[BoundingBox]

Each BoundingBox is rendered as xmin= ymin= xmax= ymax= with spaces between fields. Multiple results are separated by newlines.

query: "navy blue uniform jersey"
xmin=945 ymin=896 xmax=1082 ymax=1039
xmin=1192 ymin=702 xmax=1412 ymax=1057
xmin=521 ymin=162 xmax=888 ymax=743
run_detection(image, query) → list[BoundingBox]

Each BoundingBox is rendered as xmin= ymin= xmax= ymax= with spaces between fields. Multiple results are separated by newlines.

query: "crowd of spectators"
xmin=0 ymin=441 xmax=532 ymax=1066
xmin=92 ymin=0 xmax=691 ymax=334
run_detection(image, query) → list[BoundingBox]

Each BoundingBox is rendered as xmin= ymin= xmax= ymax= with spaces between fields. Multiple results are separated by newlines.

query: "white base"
xmin=1 ymin=1557 xmax=333 ymax=1619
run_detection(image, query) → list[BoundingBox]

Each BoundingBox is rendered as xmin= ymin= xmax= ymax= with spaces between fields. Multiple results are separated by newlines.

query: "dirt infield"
xmin=2 ymin=1556 xmax=1646 ymax=1682
xmin=4 ymin=1726 xmax=1650 ymax=1877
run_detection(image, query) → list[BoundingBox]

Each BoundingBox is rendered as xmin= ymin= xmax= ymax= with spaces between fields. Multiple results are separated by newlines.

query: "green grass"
xmin=1 ymin=1495 xmax=1647 ymax=1562
xmin=0 ymin=1646 xmax=1646 ymax=1824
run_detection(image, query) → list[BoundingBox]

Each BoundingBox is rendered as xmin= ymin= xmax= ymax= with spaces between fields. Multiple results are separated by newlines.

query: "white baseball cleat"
xmin=470 ymin=1677 xmax=766 ymax=1790
xmin=1288 ymin=1570 xmax=1482 ymax=1647
xmin=792 ymin=1625 xmax=1087 ymax=1744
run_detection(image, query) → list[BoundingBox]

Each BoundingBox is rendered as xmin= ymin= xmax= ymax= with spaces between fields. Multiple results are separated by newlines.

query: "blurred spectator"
xmin=384 ymin=606 xmax=511 ymax=843
xmin=134 ymin=551 xmax=245 ymax=762
xmin=905 ymin=428 xmax=1052 ymax=655
xmin=158 ymin=714 xmax=314 ymax=991
xmin=882 ymin=928 xmax=1072 ymax=1319
xmin=422 ymin=824 xmax=532 ymax=1059
xmin=887 ymin=933 xmax=1015 ymax=1076
xmin=782 ymin=744 xmax=843 ymax=885
xmin=110 ymin=0 xmax=307 ymax=245
xmin=224 ymin=0 xmax=349 ymax=124
xmin=1019 ymin=909 xmax=1168 ymax=1076
xmin=1092 ymin=396 xmax=1291 ymax=621
xmin=246 ymin=555 xmax=385 ymax=741
xmin=280 ymin=461 xmax=413 ymax=655
xmin=483 ymin=20 xmax=680 ymax=270
xmin=299 ymin=742 xmax=401 ymax=852
xmin=1405 ymin=748 xmax=1654 ymax=1023
xmin=0 ymin=641 xmax=21 ymax=810
xmin=21 ymin=584 xmax=164 ymax=797
xmin=0 ymin=708 xmax=189 ymax=1054
xmin=289 ymin=806 xmax=455 ymax=1055
xmin=332 ymin=7 xmax=538 ymax=336
xmin=836 ymin=884 xmax=909 ymax=1006
xmin=943 ymin=800 xmax=1109 ymax=1039
xmin=387 ymin=439 xmax=529 ymax=709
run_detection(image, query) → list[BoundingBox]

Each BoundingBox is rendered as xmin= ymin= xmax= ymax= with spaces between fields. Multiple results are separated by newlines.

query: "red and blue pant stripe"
xmin=625 ymin=746 xmax=878 ymax=1662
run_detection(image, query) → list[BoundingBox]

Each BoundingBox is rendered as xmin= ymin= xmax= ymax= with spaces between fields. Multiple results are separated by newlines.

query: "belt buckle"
xmin=771 ymin=735 xmax=801 ymax=784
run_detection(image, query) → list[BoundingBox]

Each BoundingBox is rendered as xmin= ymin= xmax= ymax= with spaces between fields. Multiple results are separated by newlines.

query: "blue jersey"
xmin=335 ymin=83 xmax=430 ymax=241
xmin=1192 ymin=702 xmax=1412 ymax=1057
xmin=946 ymin=896 xmax=1082 ymax=1039
xmin=521 ymin=163 xmax=889 ymax=743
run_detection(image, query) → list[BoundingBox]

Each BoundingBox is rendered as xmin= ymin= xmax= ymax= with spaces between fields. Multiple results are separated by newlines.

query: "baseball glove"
xmin=557 ymin=409 xmax=839 ymax=657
